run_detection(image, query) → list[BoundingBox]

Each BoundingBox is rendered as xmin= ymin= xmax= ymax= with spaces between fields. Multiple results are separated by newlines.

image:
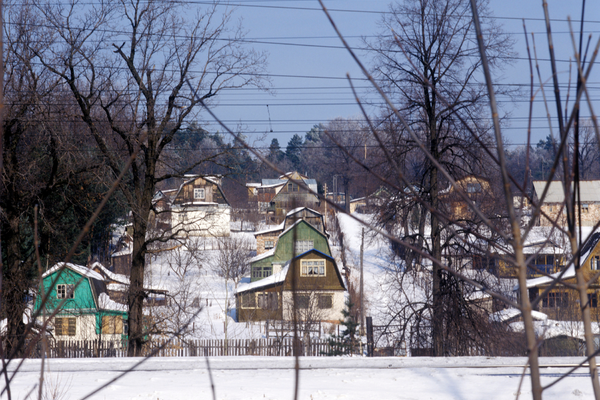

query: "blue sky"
xmin=200 ymin=0 xmax=600 ymax=150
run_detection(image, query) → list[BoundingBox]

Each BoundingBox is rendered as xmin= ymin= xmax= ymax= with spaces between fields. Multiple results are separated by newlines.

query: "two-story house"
xmin=151 ymin=175 xmax=232 ymax=238
xmin=35 ymin=263 xmax=128 ymax=342
xmin=247 ymin=172 xmax=321 ymax=224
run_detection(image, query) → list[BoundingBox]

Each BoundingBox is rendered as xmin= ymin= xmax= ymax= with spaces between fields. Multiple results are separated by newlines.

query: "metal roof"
xmin=533 ymin=180 xmax=600 ymax=203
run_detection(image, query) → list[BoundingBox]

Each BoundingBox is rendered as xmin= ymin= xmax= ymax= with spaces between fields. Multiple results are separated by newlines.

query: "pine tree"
xmin=326 ymin=299 xmax=360 ymax=356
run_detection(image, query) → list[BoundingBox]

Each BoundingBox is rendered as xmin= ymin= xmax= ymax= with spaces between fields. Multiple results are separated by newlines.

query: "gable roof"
xmin=517 ymin=232 xmax=600 ymax=290
xmin=533 ymin=180 xmax=600 ymax=203
xmin=172 ymin=175 xmax=231 ymax=206
xmin=237 ymin=249 xmax=344 ymax=294
xmin=43 ymin=262 xmax=104 ymax=281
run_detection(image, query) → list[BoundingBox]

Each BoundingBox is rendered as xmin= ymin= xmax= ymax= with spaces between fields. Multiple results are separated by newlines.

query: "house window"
xmin=592 ymin=256 xmax=600 ymax=271
xmin=301 ymin=259 xmax=325 ymax=276
xmin=288 ymin=183 xmax=299 ymax=192
xmin=296 ymin=295 xmax=310 ymax=309
xmin=318 ymin=294 xmax=333 ymax=309
xmin=264 ymin=240 xmax=274 ymax=250
xmin=241 ymin=293 xmax=256 ymax=308
xmin=582 ymin=204 xmax=590 ymax=213
xmin=101 ymin=315 xmax=123 ymax=334
xmin=466 ymin=183 xmax=481 ymax=193
xmin=294 ymin=240 xmax=314 ymax=254
xmin=590 ymin=293 xmax=598 ymax=308
xmin=257 ymin=292 xmax=278 ymax=310
xmin=56 ymin=284 xmax=74 ymax=299
xmin=252 ymin=265 xmax=272 ymax=279
xmin=549 ymin=206 xmax=553 ymax=212
xmin=193 ymin=188 xmax=205 ymax=200
xmin=542 ymin=292 xmax=568 ymax=308
xmin=54 ymin=317 xmax=76 ymax=336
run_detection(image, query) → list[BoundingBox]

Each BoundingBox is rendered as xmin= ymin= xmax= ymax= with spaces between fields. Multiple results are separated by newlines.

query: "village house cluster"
xmin=34 ymin=172 xmax=600 ymax=356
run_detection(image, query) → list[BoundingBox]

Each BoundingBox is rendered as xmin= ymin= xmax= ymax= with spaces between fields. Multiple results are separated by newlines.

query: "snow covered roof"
xmin=510 ymin=319 xmax=600 ymax=340
xmin=286 ymin=206 xmax=322 ymax=217
xmin=489 ymin=308 xmax=548 ymax=323
xmin=254 ymin=223 xmax=285 ymax=236
xmin=517 ymin=264 xmax=576 ymax=290
xmin=280 ymin=219 xmax=326 ymax=239
xmin=236 ymin=263 xmax=290 ymax=294
xmin=43 ymin=263 xmax=104 ymax=281
xmin=249 ymin=248 xmax=275 ymax=263
xmin=97 ymin=292 xmax=127 ymax=312
xmin=517 ymin=232 xmax=600 ymax=290
xmin=92 ymin=262 xmax=129 ymax=285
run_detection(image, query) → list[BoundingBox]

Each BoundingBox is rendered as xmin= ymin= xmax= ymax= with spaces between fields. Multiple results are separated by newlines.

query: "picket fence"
xmin=35 ymin=338 xmax=338 ymax=358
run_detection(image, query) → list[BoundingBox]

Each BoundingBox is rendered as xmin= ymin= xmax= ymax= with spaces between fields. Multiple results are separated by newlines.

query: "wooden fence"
xmin=32 ymin=338 xmax=337 ymax=358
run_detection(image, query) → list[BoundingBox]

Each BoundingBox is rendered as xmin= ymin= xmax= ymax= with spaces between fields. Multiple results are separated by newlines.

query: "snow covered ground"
xmin=6 ymin=356 xmax=594 ymax=399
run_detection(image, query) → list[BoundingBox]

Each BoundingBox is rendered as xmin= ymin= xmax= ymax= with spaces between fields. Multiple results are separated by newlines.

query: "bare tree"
xmin=366 ymin=0 xmax=514 ymax=356
xmin=211 ymin=235 xmax=253 ymax=342
xmin=33 ymin=0 xmax=267 ymax=355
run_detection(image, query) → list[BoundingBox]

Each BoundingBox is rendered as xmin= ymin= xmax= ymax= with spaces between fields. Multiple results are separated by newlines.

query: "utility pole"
xmin=323 ymin=183 xmax=328 ymax=227
xmin=360 ymin=227 xmax=365 ymax=335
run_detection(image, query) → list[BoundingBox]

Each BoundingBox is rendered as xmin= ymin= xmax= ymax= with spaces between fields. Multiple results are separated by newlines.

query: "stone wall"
xmin=255 ymin=233 xmax=280 ymax=255
xmin=539 ymin=202 xmax=600 ymax=226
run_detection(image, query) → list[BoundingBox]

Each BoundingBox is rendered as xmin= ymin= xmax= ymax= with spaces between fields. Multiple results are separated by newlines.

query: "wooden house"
xmin=35 ymin=263 xmax=128 ymax=342
xmin=250 ymin=219 xmax=332 ymax=282
xmin=518 ymin=232 xmax=600 ymax=321
xmin=247 ymin=172 xmax=321 ymax=224
xmin=533 ymin=180 xmax=600 ymax=227
xmin=235 ymin=249 xmax=346 ymax=322
xmin=441 ymin=175 xmax=496 ymax=221
xmin=254 ymin=207 xmax=326 ymax=255
xmin=151 ymin=175 xmax=232 ymax=238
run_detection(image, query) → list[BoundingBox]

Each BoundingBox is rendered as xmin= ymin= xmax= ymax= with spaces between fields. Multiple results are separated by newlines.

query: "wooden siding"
xmin=250 ymin=220 xmax=331 ymax=282
xmin=236 ymin=284 xmax=283 ymax=322
xmin=36 ymin=269 xmax=97 ymax=312
xmin=172 ymin=177 xmax=229 ymax=206
xmin=282 ymin=252 xmax=345 ymax=292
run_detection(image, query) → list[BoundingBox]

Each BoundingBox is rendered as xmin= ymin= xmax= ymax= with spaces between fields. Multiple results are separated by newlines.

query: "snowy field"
xmin=5 ymin=356 xmax=593 ymax=399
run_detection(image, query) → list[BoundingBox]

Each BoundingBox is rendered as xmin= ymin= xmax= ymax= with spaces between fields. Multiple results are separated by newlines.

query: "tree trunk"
xmin=3 ymin=216 xmax=26 ymax=358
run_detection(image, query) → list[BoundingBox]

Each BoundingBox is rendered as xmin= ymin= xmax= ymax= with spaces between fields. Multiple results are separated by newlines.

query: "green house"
xmin=35 ymin=263 xmax=128 ymax=342
xmin=250 ymin=219 xmax=332 ymax=282
xmin=236 ymin=249 xmax=346 ymax=322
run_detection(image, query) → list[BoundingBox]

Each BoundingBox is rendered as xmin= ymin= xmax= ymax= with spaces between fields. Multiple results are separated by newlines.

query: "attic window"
xmin=582 ymin=204 xmax=589 ymax=213
xmin=301 ymin=259 xmax=325 ymax=276
xmin=288 ymin=183 xmax=299 ymax=192
xmin=264 ymin=240 xmax=274 ymax=249
xmin=466 ymin=183 xmax=481 ymax=193
xmin=57 ymin=284 xmax=74 ymax=299
xmin=294 ymin=240 xmax=314 ymax=254
xmin=194 ymin=188 xmax=205 ymax=200
xmin=592 ymin=256 xmax=600 ymax=271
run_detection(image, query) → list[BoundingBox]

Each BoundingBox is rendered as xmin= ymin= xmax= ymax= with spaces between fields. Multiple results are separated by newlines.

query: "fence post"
xmin=366 ymin=316 xmax=374 ymax=357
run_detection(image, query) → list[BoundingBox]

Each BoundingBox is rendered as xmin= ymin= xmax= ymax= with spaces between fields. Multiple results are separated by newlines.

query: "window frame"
xmin=264 ymin=240 xmax=274 ymax=249
xmin=300 ymin=259 xmax=326 ymax=277
xmin=294 ymin=240 xmax=314 ymax=254
xmin=318 ymin=294 xmax=333 ymax=309
xmin=592 ymin=256 xmax=600 ymax=271
xmin=466 ymin=182 xmax=482 ymax=193
xmin=54 ymin=317 xmax=76 ymax=336
xmin=193 ymin=187 xmax=206 ymax=200
xmin=257 ymin=292 xmax=278 ymax=310
xmin=56 ymin=284 xmax=74 ymax=299
xmin=101 ymin=315 xmax=123 ymax=335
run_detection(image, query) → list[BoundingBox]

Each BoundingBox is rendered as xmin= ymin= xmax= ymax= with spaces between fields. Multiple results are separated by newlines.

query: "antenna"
xmin=266 ymin=105 xmax=273 ymax=133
